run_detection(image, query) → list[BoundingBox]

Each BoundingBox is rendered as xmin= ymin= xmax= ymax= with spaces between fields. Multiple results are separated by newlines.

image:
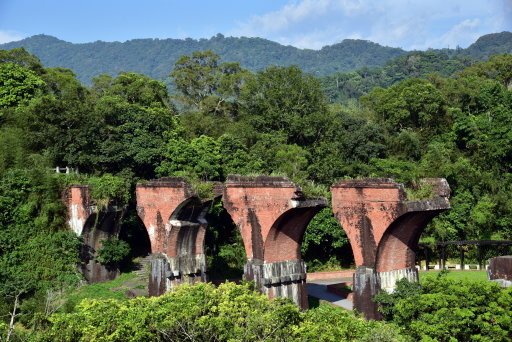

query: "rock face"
xmin=331 ymin=178 xmax=450 ymax=319
xmin=223 ymin=176 xmax=327 ymax=309
xmin=136 ymin=178 xmax=209 ymax=296
xmin=488 ymin=256 xmax=512 ymax=287
xmin=65 ymin=185 xmax=124 ymax=283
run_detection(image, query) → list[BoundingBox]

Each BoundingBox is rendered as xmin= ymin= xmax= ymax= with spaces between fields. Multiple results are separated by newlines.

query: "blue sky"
xmin=0 ymin=0 xmax=511 ymax=50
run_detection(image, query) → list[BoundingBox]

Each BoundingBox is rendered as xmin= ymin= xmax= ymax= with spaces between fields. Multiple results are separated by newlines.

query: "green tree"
xmin=0 ymin=62 xmax=45 ymax=109
xmin=362 ymin=78 xmax=448 ymax=138
xmin=0 ymin=47 xmax=45 ymax=75
xmin=157 ymin=134 xmax=223 ymax=181
xmin=96 ymin=238 xmax=131 ymax=266
xmin=302 ymin=208 xmax=350 ymax=271
xmin=0 ymin=169 xmax=81 ymax=333
xmin=171 ymin=50 xmax=247 ymax=117
xmin=240 ymin=65 xmax=329 ymax=146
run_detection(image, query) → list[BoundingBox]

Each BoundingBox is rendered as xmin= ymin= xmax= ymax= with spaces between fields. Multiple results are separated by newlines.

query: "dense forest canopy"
xmin=1 ymin=38 xmax=512 ymax=339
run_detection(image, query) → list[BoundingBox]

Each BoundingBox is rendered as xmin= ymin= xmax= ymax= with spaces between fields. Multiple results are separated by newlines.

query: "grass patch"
xmin=420 ymin=270 xmax=487 ymax=282
xmin=63 ymin=272 xmax=139 ymax=312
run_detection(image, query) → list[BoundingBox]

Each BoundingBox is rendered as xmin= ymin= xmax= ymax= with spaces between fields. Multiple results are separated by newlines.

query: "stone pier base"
xmin=353 ymin=266 xmax=421 ymax=319
xmin=246 ymin=259 xmax=308 ymax=309
xmin=149 ymin=255 xmax=169 ymax=297
xmin=353 ymin=266 xmax=381 ymax=320
xmin=149 ymin=253 xmax=207 ymax=296
xmin=378 ymin=267 xmax=418 ymax=293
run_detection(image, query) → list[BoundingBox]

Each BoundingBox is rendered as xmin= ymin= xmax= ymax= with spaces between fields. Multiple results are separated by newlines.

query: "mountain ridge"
xmin=1 ymin=32 xmax=510 ymax=84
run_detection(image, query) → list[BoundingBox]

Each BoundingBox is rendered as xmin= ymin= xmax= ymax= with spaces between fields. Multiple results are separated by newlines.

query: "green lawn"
xmin=420 ymin=270 xmax=488 ymax=282
xmin=62 ymin=272 xmax=144 ymax=312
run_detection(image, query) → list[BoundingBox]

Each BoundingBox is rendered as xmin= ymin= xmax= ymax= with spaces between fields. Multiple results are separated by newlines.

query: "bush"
xmin=86 ymin=174 xmax=130 ymax=208
xmin=375 ymin=276 xmax=512 ymax=341
xmin=96 ymin=238 xmax=131 ymax=266
xmin=293 ymin=303 xmax=408 ymax=341
xmin=374 ymin=277 xmax=422 ymax=320
xmin=37 ymin=282 xmax=406 ymax=341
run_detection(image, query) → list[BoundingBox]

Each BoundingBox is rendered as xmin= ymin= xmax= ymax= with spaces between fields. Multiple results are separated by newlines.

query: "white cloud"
xmin=410 ymin=18 xmax=482 ymax=50
xmin=0 ymin=30 xmax=25 ymax=44
xmin=231 ymin=0 xmax=509 ymax=50
xmin=235 ymin=0 xmax=333 ymax=35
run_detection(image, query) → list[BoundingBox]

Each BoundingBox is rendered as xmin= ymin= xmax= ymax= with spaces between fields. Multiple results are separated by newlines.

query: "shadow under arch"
xmin=166 ymin=196 xmax=206 ymax=258
xmin=118 ymin=204 xmax=152 ymax=268
xmin=170 ymin=196 xmax=204 ymax=222
xmin=205 ymin=195 xmax=247 ymax=283
xmin=80 ymin=208 xmax=124 ymax=282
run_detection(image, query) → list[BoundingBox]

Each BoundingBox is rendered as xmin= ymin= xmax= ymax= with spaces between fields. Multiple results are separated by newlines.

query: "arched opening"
xmin=265 ymin=207 xmax=320 ymax=262
xmin=167 ymin=196 xmax=205 ymax=258
xmin=204 ymin=196 xmax=247 ymax=283
xmin=118 ymin=203 xmax=152 ymax=272
xmin=170 ymin=196 xmax=203 ymax=222
xmin=301 ymin=207 xmax=356 ymax=308
xmin=80 ymin=209 xmax=124 ymax=282
xmin=301 ymin=207 xmax=355 ymax=271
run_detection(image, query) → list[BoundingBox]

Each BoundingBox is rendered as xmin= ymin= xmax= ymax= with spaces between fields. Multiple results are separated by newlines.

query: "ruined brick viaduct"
xmin=65 ymin=186 xmax=124 ymax=283
xmin=67 ymin=176 xmax=450 ymax=319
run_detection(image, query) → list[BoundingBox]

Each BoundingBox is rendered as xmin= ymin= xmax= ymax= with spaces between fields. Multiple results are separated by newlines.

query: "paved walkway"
xmin=307 ymin=278 xmax=353 ymax=310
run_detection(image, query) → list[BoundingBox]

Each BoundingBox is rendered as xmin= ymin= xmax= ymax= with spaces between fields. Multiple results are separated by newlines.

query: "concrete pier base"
xmin=378 ymin=267 xmax=418 ymax=293
xmin=353 ymin=266 xmax=381 ymax=320
xmin=148 ymin=253 xmax=207 ymax=296
xmin=261 ymin=260 xmax=308 ymax=309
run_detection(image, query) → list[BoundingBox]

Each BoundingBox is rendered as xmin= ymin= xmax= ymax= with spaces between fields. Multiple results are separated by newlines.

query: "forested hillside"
xmin=1 ymin=31 xmax=510 ymax=85
xmin=1 ymin=45 xmax=512 ymax=340
xmin=320 ymin=32 xmax=512 ymax=104
xmin=320 ymin=50 xmax=475 ymax=103
xmin=0 ymin=34 xmax=405 ymax=84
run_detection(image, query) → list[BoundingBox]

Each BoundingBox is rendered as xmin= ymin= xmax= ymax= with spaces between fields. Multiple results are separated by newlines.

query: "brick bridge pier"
xmin=136 ymin=178 xmax=210 ymax=296
xmin=331 ymin=178 xmax=450 ymax=319
xmin=222 ymin=176 xmax=327 ymax=309
xmin=66 ymin=185 xmax=124 ymax=283
xmin=91 ymin=175 xmax=451 ymax=319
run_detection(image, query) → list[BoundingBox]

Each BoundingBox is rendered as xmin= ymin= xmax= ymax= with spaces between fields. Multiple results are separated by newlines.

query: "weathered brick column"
xmin=136 ymin=178 xmax=209 ymax=296
xmin=331 ymin=178 xmax=450 ymax=319
xmin=65 ymin=186 xmax=124 ymax=283
xmin=223 ymin=176 xmax=327 ymax=309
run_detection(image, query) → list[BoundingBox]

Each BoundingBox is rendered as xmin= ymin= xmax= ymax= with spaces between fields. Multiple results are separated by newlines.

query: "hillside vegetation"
xmin=1 ymin=32 xmax=510 ymax=84
xmin=1 ymin=43 xmax=512 ymax=340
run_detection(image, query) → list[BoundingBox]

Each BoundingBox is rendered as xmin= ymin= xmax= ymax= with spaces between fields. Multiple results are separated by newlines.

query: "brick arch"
xmin=264 ymin=207 xmax=323 ymax=263
xmin=375 ymin=211 xmax=439 ymax=273
xmin=165 ymin=196 xmax=206 ymax=258
xmin=65 ymin=185 xmax=124 ymax=283
xmin=222 ymin=175 xmax=327 ymax=309
xmin=331 ymin=178 xmax=451 ymax=319
xmin=135 ymin=179 xmax=209 ymax=295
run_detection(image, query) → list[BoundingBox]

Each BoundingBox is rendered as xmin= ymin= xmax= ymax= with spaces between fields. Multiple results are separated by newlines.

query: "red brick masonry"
xmin=331 ymin=178 xmax=450 ymax=319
